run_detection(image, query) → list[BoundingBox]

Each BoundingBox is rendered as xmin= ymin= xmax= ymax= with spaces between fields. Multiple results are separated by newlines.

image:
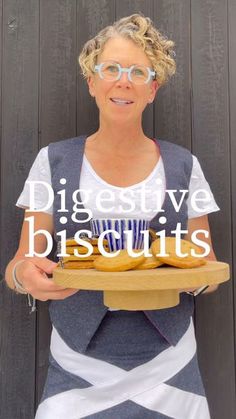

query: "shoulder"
xmin=156 ymin=139 xmax=193 ymax=174
xmin=48 ymin=135 xmax=87 ymax=153
xmin=156 ymin=138 xmax=192 ymax=158
xmin=48 ymin=135 xmax=88 ymax=164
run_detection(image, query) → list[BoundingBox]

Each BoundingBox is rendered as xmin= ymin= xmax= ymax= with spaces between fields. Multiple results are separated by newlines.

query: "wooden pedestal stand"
xmin=53 ymin=261 xmax=230 ymax=310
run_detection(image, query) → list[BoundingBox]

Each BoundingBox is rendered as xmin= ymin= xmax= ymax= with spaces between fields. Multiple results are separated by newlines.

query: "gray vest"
xmin=48 ymin=135 xmax=194 ymax=352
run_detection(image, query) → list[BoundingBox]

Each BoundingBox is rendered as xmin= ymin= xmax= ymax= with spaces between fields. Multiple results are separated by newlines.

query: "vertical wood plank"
xmin=35 ymin=301 xmax=51 ymax=408
xmin=228 ymin=0 xmax=236 ymax=413
xmin=153 ymin=0 xmax=191 ymax=149
xmin=115 ymin=0 xmax=153 ymax=23
xmin=0 ymin=1 xmax=39 ymax=418
xmin=77 ymin=0 xmax=116 ymax=135
xmin=115 ymin=0 xmax=154 ymax=138
xmin=35 ymin=0 xmax=78 ymax=408
xmin=0 ymin=0 xmax=2 ymax=215
xmin=191 ymin=1 xmax=235 ymax=418
xmin=40 ymin=0 xmax=77 ymax=146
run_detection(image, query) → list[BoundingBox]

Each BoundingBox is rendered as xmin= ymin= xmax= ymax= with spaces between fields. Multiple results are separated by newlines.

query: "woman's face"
xmin=87 ymin=37 xmax=159 ymax=123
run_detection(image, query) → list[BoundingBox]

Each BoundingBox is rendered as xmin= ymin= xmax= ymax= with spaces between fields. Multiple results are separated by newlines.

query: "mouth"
xmin=110 ymin=98 xmax=134 ymax=106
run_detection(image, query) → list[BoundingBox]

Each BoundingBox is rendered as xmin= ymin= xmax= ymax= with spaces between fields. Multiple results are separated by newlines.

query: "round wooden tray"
xmin=53 ymin=261 xmax=230 ymax=310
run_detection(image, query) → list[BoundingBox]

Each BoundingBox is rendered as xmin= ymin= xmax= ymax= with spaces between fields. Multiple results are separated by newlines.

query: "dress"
xmin=16 ymin=135 xmax=219 ymax=418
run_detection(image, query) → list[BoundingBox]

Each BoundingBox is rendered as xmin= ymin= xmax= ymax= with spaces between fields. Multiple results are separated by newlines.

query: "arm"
xmin=181 ymin=214 xmax=219 ymax=294
xmin=5 ymin=210 xmax=78 ymax=301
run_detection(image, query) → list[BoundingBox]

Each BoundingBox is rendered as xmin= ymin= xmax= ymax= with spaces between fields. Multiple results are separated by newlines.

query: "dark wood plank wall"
xmin=0 ymin=1 xmax=39 ymax=418
xmin=229 ymin=3 xmax=236 ymax=411
xmin=0 ymin=1 xmax=235 ymax=418
xmin=191 ymin=2 xmax=235 ymax=419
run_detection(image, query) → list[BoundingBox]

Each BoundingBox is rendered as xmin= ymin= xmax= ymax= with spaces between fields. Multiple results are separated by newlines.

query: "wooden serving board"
xmin=53 ymin=261 xmax=230 ymax=310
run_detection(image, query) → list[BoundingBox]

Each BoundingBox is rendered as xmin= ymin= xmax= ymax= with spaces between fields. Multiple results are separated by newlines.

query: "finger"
xmin=28 ymin=257 xmax=58 ymax=275
xmin=44 ymin=285 xmax=79 ymax=293
xmin=21 ymin=263 xmax=72 ymax=293
xmin=32 ymin=288 xmax=79 ymax=301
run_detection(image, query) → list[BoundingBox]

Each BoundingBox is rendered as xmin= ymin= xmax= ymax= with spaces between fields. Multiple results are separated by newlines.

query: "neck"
xmin=88 ymin=116 xmax=149 ymax=154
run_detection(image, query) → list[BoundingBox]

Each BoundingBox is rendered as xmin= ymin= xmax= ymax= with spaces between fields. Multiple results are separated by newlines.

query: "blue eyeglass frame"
xmin=94 ymin=62 xmax=156 ymax=84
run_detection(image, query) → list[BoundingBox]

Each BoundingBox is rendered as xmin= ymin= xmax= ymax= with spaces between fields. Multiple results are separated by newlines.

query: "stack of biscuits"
xmin=93 ymin=249 xmax=164 ymax=272
xmin=59 ymin=236 xmax=110 ymax=269
xmin=59 ymin=233 xmax=206 ymax=272
xmin=93 ymin=237 xmax=206 ymax=272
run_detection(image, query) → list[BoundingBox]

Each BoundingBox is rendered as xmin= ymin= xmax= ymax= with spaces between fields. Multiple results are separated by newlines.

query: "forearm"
xmin=4 ymin=254 xmax=28 ymax=290
xmin=5 ymin=211 xmax=55 ymax=291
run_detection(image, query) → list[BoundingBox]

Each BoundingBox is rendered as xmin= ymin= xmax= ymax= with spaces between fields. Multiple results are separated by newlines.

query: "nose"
xmin=116 ymin=70 xmax=132 ymax=87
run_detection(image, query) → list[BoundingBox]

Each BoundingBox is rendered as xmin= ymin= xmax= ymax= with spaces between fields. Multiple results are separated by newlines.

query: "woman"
xmin=5 ymin=14 xmax=220 ymax=418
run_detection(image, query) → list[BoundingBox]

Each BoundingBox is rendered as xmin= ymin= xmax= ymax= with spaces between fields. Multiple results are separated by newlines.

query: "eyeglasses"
xmin=94 ymin=61 xmax=156 ymax=85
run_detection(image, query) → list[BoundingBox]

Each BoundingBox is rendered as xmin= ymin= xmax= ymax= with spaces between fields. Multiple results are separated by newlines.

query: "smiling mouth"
xmin=110 ymin=98 xmax=134 ymax=105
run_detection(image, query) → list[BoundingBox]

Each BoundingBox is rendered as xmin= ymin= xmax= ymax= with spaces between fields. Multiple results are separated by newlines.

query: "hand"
xmin=179 ymin=287 xmax=197 ymax=294
xmin=15 ymin=257 xmax=78 ymax=301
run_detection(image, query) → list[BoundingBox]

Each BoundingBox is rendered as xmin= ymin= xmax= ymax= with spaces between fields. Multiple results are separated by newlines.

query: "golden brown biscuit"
xmin=60 ymin=236 xmax=110 ymax=269
xmin=93 ymin=249 xmax=145 ymax=272
xmin=62 ymin=255 xmax=99 ymax=263
xmin=63 ymin=261 xmax=95 ymax=269
xmin=134 ymin=254 xmax=164 ymax=270
xmin=66 ymin=245 xmax=109 ymax=255
xmin=151 ymin=237 xmax=206 ymax=268
xmin=66 ymin=236 xmax=108 ymax=247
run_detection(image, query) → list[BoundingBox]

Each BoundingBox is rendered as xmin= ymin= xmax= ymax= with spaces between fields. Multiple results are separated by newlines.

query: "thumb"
xmin=30 ymin=257 xmax=58 ymax=274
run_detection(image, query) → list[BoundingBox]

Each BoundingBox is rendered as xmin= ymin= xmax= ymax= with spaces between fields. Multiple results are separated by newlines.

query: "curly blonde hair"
xmin=78 ymin=13 xmax=176 ymax=87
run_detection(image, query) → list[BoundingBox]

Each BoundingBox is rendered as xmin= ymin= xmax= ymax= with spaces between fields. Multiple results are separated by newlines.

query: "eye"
xmin=133 ymin=67 xmax=146 ymax=77
xmin=108 ymin=66 xmax=118 ymax=73
xmin=103 ymin=64 xmax=119 ymax=73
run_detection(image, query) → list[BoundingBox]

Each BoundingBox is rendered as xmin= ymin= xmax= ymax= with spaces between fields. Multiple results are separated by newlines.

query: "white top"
xmin=16 ymin=146 xmax=220 ymax=218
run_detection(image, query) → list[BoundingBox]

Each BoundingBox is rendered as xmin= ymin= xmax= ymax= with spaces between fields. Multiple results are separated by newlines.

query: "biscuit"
xmin=62 ymin=261 xmax=95 ymax=269
xmin=62 ymin=255 xmax=99 ymax=263
xmin=151 ymin=237 xmax=206 ymax=268
xmin=60 ymin=236 xmax=110 ymax=269
xmin=134 ymin=254 xmax=164 ymax=270
xmin=93 ymin=249 xmax=145 ymax=272
xmin=66 ymin=245 xmax=109 ymax=255
xmin=66 ymin=236 xmax=108 ymax=246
